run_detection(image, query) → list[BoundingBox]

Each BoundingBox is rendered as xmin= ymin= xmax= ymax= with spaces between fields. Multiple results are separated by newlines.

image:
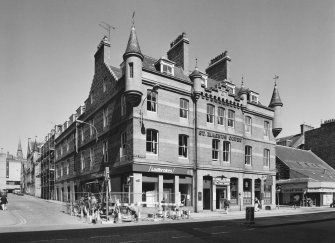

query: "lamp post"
xmin=76 ymin=119 xmax=98 ymax=142
xmin=139 ymin=84 xmax=160 ymax=132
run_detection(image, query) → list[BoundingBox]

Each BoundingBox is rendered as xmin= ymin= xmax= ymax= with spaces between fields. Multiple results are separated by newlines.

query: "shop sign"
xmin=148 ymin=166 xmax=175 ymax=174
xmin=198 ymin=130 xmax=242 ymax=143
xmin=308 ymin=188 xmax=335 ymax=193
xmin=133 ymin=164 xmax=193 ymax=176
xmin=281 ymin=188 xmax=305 ymax=193
xmin=213 ymin=178 xmax=230 ymax=185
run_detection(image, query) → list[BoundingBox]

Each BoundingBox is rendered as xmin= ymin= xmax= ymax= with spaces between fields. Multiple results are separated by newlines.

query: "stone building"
xmin=0 ymin=140 xmax=26 ymax=193
xmin=54 ymin=24 xmax=283 ymax=212
xmin=277 ymin=123 xmax=314 ymax=149
xmin=23 ymin=138 xmax=42 ymax=197
xmin=40 ymin=130 xmax=56 ymax=200
xmin=304 ymin=119 xmax=335 ymax=169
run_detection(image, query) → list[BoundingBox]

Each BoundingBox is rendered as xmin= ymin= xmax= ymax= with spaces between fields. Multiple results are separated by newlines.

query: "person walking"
xmin=1 ymin=194 xmax=8 ymax=210
xmin=254 ymin=197 xmax=260 ymax=212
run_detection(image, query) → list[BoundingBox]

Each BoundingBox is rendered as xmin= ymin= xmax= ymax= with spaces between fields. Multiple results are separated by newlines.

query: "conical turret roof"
xmin=123 ymin=25 xmax=143 ymax=60
xmin=189 ymin=68 xmax=202 ymax=80
xmin=269 ymin=84 xmax=283 ymax=108
xmin=27 ymin=139 xmax=31 ymax=158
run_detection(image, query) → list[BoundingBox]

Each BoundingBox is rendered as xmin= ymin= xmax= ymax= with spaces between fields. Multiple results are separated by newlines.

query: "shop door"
xmin=203 ymin=189 xmax=211 ymax=210
xmin=216 ymin=187 xmax=227 ymax=209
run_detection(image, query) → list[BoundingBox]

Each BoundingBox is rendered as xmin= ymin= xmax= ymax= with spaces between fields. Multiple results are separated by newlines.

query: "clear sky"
xmin=1 ymin=0 xmax=334 ymax=156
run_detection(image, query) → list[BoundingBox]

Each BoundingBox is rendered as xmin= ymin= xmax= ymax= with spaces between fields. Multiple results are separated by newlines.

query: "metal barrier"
xmin=63 ymin=192 xmax=192 ymax=224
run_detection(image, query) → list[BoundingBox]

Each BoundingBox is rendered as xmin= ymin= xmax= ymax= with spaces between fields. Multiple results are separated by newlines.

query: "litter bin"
xmin=245 ymin=206 xmax=255 ymax=224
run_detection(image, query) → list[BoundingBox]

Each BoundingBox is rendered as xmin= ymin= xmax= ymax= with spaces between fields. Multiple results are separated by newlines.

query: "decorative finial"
xmin=241 ymin=74 xmax=244 ymax=86
xmin=195 ymin=58 xmax=198 ymax=69
xmin=273 ymin=75 xmax=279 ymax=85
xmin=132 ymin=11 xmax=135 ymax=26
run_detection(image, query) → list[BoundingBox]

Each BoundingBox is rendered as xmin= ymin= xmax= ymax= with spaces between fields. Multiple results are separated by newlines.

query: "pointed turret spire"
xmin=32 ymin=137 xmax=38 ymax=152
xmin=269 ymin=76 xmax=283 ymax=138
xmin=123 ymin=23 xmax=143 ymax=61
xmin=17 ymin=138 xmax=23 ymax=159
xmin=269 ymin=82 xmax=283 ymax=108
xmin=239 ymin=74 xmax=248 ymax=95
xmin=27 ymin=138 xmax=31 ymax=158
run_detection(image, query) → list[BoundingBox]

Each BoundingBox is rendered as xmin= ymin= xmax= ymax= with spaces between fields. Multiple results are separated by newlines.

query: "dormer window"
xmin=248 ymin=91 xmax=259 ymax=104
xmin=225 ymin=83 xmax=235 ymax=95
xmin=155 ymin=57 xmax=175 ymax=76
xmin=162 ymin=64 xmax=172 ymax=75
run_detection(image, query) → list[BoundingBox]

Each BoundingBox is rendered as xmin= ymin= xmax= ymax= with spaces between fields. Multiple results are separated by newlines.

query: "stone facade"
xmin=53 ymin=26 xmax=282 ymax=212
xmin=305 ymin=120 xmax=335 ymax=169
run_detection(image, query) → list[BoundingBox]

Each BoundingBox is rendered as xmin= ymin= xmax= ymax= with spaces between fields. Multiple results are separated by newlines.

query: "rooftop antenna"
xmin=99 ymin=21 xmax=116 ymax=42
xmin=273 ymin=75 xmax=279 ymax=85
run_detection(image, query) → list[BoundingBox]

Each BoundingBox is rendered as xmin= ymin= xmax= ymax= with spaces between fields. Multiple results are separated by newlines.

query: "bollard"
xmin=245 ymin=206 xmax=255 ymax=224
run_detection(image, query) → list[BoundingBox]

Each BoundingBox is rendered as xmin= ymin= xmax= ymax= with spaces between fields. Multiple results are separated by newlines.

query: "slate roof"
xmin=109 ymin=66 xmax=123 ymax=79
xmin=276 ymin=145 xmax=335 ymax=182
xmin=277 ymin=133 xmax=304 ymax=148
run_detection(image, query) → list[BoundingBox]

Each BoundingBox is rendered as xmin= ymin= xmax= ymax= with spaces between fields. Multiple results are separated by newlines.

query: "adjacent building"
xmin=304 ymin=119 xmax=335 ymax=170
xmin=40 ymin=131 xmax=56 ymax=200
xmin=23 ymin=139 xmax=42 ymax=196
xmin=0 ymin=140 xmax=25 ymax=193
xmin=276 ymin=145 xmax=335 ymax=206
xmin=54 ymin=24 xmax=283 ymax=212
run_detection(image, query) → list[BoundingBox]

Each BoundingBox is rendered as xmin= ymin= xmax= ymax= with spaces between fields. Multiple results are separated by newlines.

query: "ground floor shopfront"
xmin=54 ymin=164 xmax=276 ymax=212
xmin=195 ymin=169 xmax=276 ymax=212
xmin=278 ymin=180 xmax=335 ymax=207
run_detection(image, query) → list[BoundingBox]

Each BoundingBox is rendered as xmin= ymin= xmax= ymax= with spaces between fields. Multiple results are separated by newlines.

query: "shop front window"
xmin=230 ymin=177 xmax=238 ymax=204
xmin=264 ymin=185 xmax=272 ymax=204
xmin=243 ymin=178 xmax=252 ymax=204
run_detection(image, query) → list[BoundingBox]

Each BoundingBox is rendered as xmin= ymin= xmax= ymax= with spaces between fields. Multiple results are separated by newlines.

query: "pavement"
xmin=1 ymin=194 xmax=335 ymax=232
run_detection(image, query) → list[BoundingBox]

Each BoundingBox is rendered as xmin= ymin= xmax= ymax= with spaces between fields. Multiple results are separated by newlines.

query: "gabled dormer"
xmin=248 ymin=90 xmax=259 ymax=104
xmin=225 ymin=81 xmax=236 ymax=96
xmin=155 ymin=57 xmax=175 ymax=76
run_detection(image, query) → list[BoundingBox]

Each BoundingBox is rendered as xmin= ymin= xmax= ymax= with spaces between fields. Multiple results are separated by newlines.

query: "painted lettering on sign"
xmin=148 ymin=166 xmax=175 ymax=174
xmin=198 ymin=130 xmax=242 ymax=143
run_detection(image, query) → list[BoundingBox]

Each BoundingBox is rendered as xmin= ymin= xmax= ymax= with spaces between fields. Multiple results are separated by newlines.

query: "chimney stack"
xmin=167 ymin=32 xmax=189 ymax=75
xmin=205 ymin=51 xmax=231 ymax=81
xmin=94 ymin=36 xmax=111 ymax=72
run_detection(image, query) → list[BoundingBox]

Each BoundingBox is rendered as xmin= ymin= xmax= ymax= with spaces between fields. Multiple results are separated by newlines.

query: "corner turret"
xmin=269 ymin=81 xmax=283 ymax=137
xmin=238 ymin=76 xmax=248 ymax=111
xmin=189 ymin=66 xmax=203 ymax=101
xmin=123 ymin=25 xmax=143 ymax=107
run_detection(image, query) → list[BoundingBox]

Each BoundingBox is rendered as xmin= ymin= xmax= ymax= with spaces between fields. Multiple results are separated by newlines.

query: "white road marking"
xmin=90 ymin=235 xmax=120 ymax=238
xmin=171 ymin=235 xmax=192 ymax=239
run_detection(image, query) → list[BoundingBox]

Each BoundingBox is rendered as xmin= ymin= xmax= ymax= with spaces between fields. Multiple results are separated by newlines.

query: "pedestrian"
xmin=1 ymin=194 xmax=8 ymax=210
xmin=254 ymin=197 xmax=260 ymax=212
xmin=224 ymin=199 xmax=230 ymax=214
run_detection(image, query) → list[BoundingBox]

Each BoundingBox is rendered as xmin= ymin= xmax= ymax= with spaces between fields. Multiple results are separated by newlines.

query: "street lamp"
xmin=76 ymin=119 xmax=98 ymax=141
xmin=139 ymin=84 xmax=160 ymax=133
